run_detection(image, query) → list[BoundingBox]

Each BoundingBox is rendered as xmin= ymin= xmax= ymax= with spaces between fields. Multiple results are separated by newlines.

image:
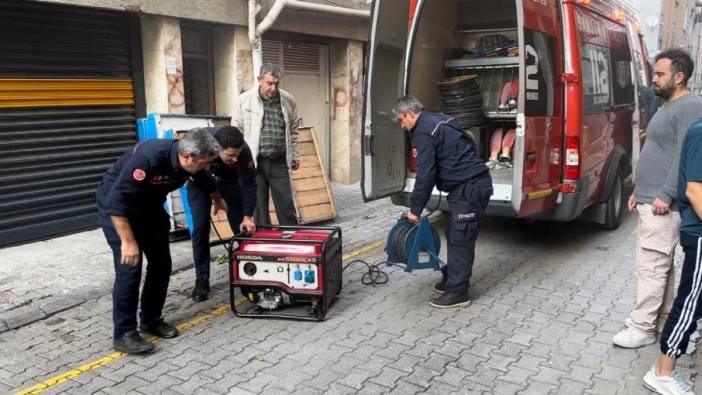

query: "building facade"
xmin=0 ymin=0 xmax=370 ymax=246
xmin=658 ymin=0 xmax=702 ymax=92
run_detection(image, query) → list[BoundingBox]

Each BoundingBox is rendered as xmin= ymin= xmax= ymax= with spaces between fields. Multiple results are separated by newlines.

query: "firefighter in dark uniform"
xmin=96 ymin=128 xmax=224 ymax=354
xmin=393 ymin=95 xmax=493 ymax=308
xmin=187 ymin=126 xmax=257 ymax=302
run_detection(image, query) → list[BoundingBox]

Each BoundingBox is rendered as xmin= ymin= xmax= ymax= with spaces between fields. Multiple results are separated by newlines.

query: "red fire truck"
xmin=361 ymin=0 xmax=651 ymax=229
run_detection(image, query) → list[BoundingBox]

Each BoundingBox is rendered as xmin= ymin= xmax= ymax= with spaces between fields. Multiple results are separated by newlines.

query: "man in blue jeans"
xmin=187 ymin=126 xmax=257 ymax=302
xmin=642 ymin=118 xmax=702 ymax=395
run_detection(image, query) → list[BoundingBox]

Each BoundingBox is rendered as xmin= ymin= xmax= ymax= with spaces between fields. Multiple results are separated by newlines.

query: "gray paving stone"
xmin=134 ymin=374 xmax=184 ymax=393
xmin=517 ymin=380 xmax=558 ymax=395
xmin=500 ymin=366 xmax=536 ymax=385
xmin=236 ymin=373 xmax=279 ymax=392
xmin=368 ymin=366 xmax=407 ymax=388
xmin=306 ymin=370 xmax=345 ymax=391
xmin=492 ymin=379 xmax=527 ymax=395
xmin=337 ymin=368 xmax=376 ymax=390
xmin=559 ymin=378 xmax=592 ymax=394
xmin=585 ymin=378 xmax=620 ymax=395
xmin=387 ymin=379 xmax=425 ymax=394
xmin=101 ymin=375 xmax=150 ymax=394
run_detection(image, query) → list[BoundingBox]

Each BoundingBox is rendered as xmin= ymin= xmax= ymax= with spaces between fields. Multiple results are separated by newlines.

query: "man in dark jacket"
xmin=393 ymin=95 xmax=493 ymax=308
xmin=96 ymin=128 xmax=224 ymax=354
xmin=187 ymin=126 xmax=257 ymax=302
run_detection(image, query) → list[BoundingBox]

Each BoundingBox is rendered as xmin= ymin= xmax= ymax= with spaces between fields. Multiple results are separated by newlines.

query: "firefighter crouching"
xmin=393 ymin=95 xmax=493 ymax=309
xmin=96 ymin=129 xmax=224 ymax=354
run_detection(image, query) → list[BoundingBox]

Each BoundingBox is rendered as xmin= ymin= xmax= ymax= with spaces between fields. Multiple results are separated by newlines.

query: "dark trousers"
xmin=102 ymin=214 xmax=172 ymax=337
xmin=442 ymin=174 xmax=493 ymax=295
xmin=187 ymin=181 xmax=244 ymax=282
xmin=254 ymin=155 xmax=297 ymax=225
xmin=660 ymin=232 xmax=702 ymax=358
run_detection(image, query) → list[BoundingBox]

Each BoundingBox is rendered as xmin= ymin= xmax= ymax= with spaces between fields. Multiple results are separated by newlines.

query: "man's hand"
xmin=291 ymin=160 xmax=300 ymax=171
xmin=628 ymin=194 xmax=637 ymax=212
xmin=405 ymin=211 xmax=420 ymax=224
xmin=240 ymin=216 xmax=256 ymax=235
xmin=651 ymin=197 xmax=671 ymax=216
xmin=212 ymin=196 xmax=229 ymax=215
xmin=121 ymin=240 xmax=141 ymax=266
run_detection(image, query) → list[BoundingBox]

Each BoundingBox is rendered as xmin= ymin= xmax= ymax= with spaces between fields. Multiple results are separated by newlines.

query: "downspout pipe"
xmin=250 ymin=0 xmax=370 ymax=85
xmin=248 ymin=0 xmax=262 ymax=87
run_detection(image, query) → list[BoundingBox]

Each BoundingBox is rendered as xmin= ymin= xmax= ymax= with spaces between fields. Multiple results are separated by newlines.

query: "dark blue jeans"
xmin=187 ymin=181 xmax=243 ymax=282
xmin=102 ymin=213 xmax=172 ymax=337
xmin=442 ymin=174 xmax=493 ymax=295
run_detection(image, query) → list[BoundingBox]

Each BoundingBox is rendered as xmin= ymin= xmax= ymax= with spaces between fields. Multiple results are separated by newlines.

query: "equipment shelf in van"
xmin=444 ymin=57 xmax=519 ymax=69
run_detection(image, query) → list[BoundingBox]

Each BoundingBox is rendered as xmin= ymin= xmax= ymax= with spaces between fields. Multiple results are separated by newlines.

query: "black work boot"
xmin=429 ymin=292 xmax=471 ymax=309
xmin=114 ymin=330 xmax=155 ymax=354
xmin=139 ymin=318 xmax=179 ymax=339
xmin=192 ymin=279 xmax=210 ymax=302
xmin=433 ymin=280 xmax=447 ymax=294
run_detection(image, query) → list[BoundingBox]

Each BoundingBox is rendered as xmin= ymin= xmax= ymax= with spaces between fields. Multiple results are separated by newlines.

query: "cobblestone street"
xmin=0 ymin=183 xmax=696 ymax=394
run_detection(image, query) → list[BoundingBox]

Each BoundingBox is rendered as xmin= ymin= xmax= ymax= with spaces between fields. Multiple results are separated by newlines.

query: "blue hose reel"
xmin=386 ymin=216 xmax=445 ymax=272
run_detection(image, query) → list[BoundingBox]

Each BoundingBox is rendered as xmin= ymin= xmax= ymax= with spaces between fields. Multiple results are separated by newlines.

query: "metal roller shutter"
xmin=0 ymin=0 xmax=142 ymax=247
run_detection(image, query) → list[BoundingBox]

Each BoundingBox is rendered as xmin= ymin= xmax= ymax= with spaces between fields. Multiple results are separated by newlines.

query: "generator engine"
xmin=230 ymin=225 xmax=342 ymax=321
xmin=252 ymin=288 xmax=294 ymax=310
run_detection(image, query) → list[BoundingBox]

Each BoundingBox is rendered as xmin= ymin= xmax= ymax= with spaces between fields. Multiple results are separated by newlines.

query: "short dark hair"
xmin=216 ymin=126 xmax=244 ymax=149
xmin=655 ymin=48 xmax=694 ymax=85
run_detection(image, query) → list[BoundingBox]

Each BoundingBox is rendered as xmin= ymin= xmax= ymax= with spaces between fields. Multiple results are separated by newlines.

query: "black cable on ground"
xmin=342 ymin=259 xmax=389 ymax=285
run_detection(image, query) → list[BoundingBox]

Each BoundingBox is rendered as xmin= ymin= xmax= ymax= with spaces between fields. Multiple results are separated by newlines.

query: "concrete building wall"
xmin=141 ymin=15 xmax=185 ymax=114
xmin=36 ymin=0 xmax=368 ymax=41
xmin=630 ymin=0 xmax=663 ymax=58
xmin=38 ymin=0 xmax=370 ymax=184
xmin=329 ymin=39 xmax=364 ymax=184
xmin=657 ymin=0 xmax=702 ymax=92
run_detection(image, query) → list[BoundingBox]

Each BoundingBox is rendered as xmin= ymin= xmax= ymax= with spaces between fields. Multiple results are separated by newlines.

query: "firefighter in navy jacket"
xmin=393 ymin=96 xmax=493 ymax=308
xmin=96 ymin=128 xmax=224 ymax=354
xmin=188 ymin=126 xmax=257 ymax=302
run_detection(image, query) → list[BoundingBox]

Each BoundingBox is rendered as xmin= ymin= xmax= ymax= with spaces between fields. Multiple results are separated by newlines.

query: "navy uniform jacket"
xmin=410 ymin=112 xmax=488 ymax=216
xmin=96 ymin=139 xmax=215 ymax=227
xmin=206 ymin=141 xmax=257 ymax=217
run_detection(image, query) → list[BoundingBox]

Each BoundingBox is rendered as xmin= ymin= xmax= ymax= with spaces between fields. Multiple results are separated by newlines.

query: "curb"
xmin=0 ymin=239 xmax=390 ymax=334
xmin=0 ymin=259 xmax=195 ymax=334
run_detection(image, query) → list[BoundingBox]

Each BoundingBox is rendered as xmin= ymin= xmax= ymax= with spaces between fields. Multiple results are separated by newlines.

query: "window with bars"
xmin=182 ymin=24 xmax=215 ymax=115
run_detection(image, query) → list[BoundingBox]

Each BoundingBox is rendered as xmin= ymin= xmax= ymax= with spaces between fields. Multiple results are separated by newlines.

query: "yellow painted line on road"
xmin=15 ymin=238 xmax=387 ymax=394
xmin=342 ymin=239 xmax=385 ymax=261
xmin=16 ymin=301 xmax=243 ymax=395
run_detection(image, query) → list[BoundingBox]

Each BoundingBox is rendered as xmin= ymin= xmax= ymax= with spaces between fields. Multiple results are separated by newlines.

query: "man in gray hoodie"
xmin=613 ymin=48 xmax=702 ymax=349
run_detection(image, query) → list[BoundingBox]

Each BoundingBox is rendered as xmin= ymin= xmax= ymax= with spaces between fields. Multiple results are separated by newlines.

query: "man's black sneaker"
xmin=192 ymin=279 xmax=210 ymax=302
xmin=114 ymin=330 xmax=155 ymax=354
xmin=433 ymin=281 xmax=447 ymax=294
xmin=429 ymin=292 xmax=471 ymax=309
xmin=139 ymin=319 xmax=179 ymax=339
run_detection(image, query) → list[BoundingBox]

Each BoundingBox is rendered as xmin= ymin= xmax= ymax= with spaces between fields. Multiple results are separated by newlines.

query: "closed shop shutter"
xmin=0 ymin=1 xmax=142 ymax=247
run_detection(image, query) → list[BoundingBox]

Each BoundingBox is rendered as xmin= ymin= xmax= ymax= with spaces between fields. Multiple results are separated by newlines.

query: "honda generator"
xmin=229 ymin=225 xmax=342 ymax=321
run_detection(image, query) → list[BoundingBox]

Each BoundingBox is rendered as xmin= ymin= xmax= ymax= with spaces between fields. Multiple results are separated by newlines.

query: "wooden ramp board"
xmin=209 ymin=206 xmax=234 ymax=242
xmin=210 ymin=127 xmax=336 ymax=239
xmin=268 ymin=127 xmax=336 ymax=225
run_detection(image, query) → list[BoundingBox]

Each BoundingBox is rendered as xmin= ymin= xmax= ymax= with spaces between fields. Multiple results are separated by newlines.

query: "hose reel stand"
xmin=385 ymin=216 xmax=445 ymax=272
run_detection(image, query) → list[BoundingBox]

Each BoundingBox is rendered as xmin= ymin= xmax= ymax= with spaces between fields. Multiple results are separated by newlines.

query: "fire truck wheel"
xmin=602 ymin=168 xmax=624 ymax=230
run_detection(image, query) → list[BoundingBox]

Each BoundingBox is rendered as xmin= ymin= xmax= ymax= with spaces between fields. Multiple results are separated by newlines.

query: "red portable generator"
xmin=229 ymin=225 xmax=342 ymax=321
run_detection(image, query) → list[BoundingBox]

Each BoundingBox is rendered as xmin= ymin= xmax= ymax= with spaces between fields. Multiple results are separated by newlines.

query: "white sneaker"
xmin=612 ymin=326 xmax=656 ymax=348
xmin=642 ymin=366 xmax=694 ymax=395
